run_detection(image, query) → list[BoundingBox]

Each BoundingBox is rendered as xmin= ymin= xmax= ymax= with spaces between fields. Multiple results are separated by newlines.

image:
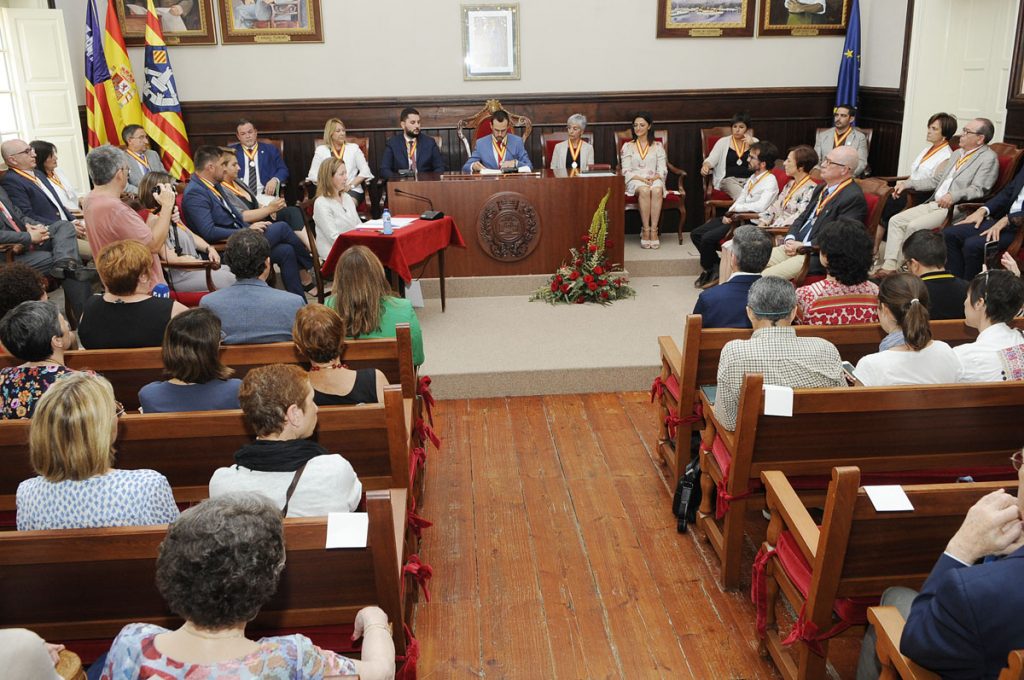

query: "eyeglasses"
xmin=1012 ymin=449 xmax=1023 ymax=471
xmin=820 ymin=158 xmax=843 ymax=168
xmin=114 ymin=400 xmax=125 ymax=418
xmin=962 ymin=128 xmax=981 ymax=136
xmin=9 ymin=148 xmax=32 ymax=156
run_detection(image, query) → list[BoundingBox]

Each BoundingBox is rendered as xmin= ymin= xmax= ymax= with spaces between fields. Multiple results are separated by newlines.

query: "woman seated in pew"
xmin=78 ymin=240 xmax=188 ymax=349
xmin=955 ymin=269 xmax=1024 ymax=382
xmin=101 ymin=493 xmax=396 ymax=679
xmin=293 ymin=304 xmax=386 ymax=406
xmin=209 ymin=364 xmax=362 ymax=516
xmin=327 ymin=246 xmax=424 ymax=366
xmin=16 ymin=373 xmax=179 ymax=531
xmin=795 ymin=218 xmax=879 ymax=325
xmin=853 ymin=274 xmax=963 ymax=386
xmin=312 ymin=157 xmax=361 ymax=258
xmin=0 ymin=301 xmax=77 ymax=419
xmin=139 ymin=308 xmax=242 ymax=413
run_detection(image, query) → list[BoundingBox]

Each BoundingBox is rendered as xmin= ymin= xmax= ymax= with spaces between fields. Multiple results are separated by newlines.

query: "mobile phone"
xmin=984 ymin=241 xmax=1002 ymax=270
xmin=841 ymin=361 xmax=859 ymax=385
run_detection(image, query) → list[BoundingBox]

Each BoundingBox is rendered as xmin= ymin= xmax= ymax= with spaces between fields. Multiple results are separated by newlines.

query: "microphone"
xmin=393 ymin=188 xmax=443 ymax=220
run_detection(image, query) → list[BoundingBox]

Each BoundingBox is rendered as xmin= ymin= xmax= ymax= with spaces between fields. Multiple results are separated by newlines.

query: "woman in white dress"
xmin=621 ymin=112 xmax=667 ymax=249
xmin=312 ymin=156 xmax=361 ymax=259
xmin=854 ymin=273 xmax=962 ymax=386
xmin=550 ymin=114 xmax=595 ymax=172
xmin=306 ymin=117 xmax=373 ymax=204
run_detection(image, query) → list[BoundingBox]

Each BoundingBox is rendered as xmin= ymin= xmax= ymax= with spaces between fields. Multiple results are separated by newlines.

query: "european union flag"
xmin=835 ymin=0 xmax=861 ymax=109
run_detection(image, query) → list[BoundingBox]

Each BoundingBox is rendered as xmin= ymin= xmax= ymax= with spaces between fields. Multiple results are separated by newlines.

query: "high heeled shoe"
xmin=649 ymin=226 xmax=660 ymax=249
xmin=640 ymin=226 xmax=651 ymax=249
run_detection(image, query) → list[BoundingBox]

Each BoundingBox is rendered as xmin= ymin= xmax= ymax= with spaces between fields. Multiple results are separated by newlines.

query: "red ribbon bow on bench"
xmin=395 ymin=624 xmax=420 ymax=680
xmin=417 ymin=376 xmax=435 ymax=425
xmin=414 ymin=419 xmax=442 ymax=449
xmin=407 ymin=496 xmax=433 ymax=539
xmin=402 ymin=554 xmax=434 ymax=603
xmin=409 ymin=446 xmax=427 ymax=491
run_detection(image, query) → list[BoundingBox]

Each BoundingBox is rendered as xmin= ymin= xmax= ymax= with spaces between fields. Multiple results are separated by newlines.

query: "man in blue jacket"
xmin=945 ymin=164 xmax=1024 ymax=279
xmin=230 ymin=119 xmax=288 ymax=196
xmin=380 ymin=107 xmax=446 ymax=179
xmin=0 ymin=139 xmax=76 ymax=225
xmin=462 ymin=110 xmax=532 ymax=173
xmin=692 ymin=225 xmax=772 ymax=328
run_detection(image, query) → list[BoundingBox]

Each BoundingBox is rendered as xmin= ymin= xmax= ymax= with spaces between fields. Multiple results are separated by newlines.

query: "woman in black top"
xmin=78 ymin=240 xmax=188 ymax=349
xmin=292 ymin=303 xmax=386 ymax=406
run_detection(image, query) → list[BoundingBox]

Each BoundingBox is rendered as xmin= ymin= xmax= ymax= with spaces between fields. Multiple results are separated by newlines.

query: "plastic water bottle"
xmin=382 ymin=209 xmax=394 ymax=235
xmin=152 ymin=283 xmax=170 ymax=298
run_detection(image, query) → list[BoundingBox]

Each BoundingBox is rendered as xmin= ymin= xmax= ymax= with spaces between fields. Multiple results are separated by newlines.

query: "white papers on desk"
xmin=582 ymin=171 xmax=618 ymax=177
xmin=359 ymin=217 xmax=416 ymax=229
xmin=479 ymin=168 xmax=502 ymax=175
xmin=762 ymin=385 xmax=794 ymax=417
xmin=864 ymin=485 xmax=915 ymax=512
xmin=325 ymin=512 xmax=368 ymax=548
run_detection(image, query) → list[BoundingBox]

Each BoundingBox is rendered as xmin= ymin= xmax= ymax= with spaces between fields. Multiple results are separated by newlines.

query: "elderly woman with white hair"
xmin=550 ymin=114 xmax=595 ymax=172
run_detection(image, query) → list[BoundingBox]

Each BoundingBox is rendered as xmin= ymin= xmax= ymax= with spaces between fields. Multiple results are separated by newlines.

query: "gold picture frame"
xmin=218 ymin=0 xmax=324 ymax=44
xmin=113 ymin=0 xmax=217 ymax=46
xmin=657 ymin=0 xmax=755 ymax=38
xmin=462 ymin=4 xmax=520 ymax=81
xmin=758 ymin=0 xmax=850 ymax=37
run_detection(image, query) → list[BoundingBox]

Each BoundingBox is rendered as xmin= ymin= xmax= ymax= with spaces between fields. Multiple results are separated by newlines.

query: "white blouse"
xmin=46 ymin=167 xmax=81 ymax=214
xmin=854 ymin=340 xmax=963 ymax=386
xmin=953 ymin=323 xmax=1024 ymax=383
xmin=908 ymin=143 xmax=954 ymax=182
xmin=312 ymin=194 xmax=361 ymax=258
xmin=306 ymin=143 xmax=374 ymax=194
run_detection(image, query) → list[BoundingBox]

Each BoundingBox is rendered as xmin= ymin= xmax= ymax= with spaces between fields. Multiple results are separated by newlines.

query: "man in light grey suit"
xmin=814 ymin=104 xmax=869 ymax=178
xmin=122 ymin=124 xmax=165 ymax=196
xmin=874 ymin=117 xmax=999 ymax=276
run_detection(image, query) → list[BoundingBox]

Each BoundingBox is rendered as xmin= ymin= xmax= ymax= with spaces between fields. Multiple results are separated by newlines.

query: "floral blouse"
xmin=0 ymin=364 xmax=74 ymax=419
xmin=101 ymin=623 xmax=358 ymax=680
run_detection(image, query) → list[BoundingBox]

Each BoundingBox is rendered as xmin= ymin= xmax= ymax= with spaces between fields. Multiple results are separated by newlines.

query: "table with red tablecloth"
xmin=320 ymin=216 xmax=465 ymax=311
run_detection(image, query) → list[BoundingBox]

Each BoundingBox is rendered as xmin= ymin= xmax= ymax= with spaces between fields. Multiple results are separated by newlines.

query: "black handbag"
xmin=672 ymin=454 xmax=702 ymax=533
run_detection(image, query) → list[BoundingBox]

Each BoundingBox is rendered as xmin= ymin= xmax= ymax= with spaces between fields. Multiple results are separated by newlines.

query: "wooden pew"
xmin=0 ymin=386 xmax=409 ymax=516
xmin=757 ymin=467 xmax=1014 ymax=680
xmin=653 ymin=315 xmax=1019 ymax=483
xmin=868 ymin=607 xmax=1024 ymax=680
xmin=0 ymin=325 xmax=417 ymax=413
xmin=696 ymin=373 xmax=1023 ymax=589
xmin=0 ymin=488 xmax=410 ymax=664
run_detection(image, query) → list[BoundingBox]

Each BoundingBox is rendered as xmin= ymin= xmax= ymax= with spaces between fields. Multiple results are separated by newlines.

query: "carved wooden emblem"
xmin=477 ymin=192 xmax=541 ymax=261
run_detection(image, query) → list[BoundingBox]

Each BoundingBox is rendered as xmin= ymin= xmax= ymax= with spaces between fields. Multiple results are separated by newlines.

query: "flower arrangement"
xmin=531 ymin=190 xmax=635 ymax=305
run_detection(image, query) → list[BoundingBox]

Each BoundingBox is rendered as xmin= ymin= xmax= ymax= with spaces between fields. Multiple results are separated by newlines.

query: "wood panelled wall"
xmin=85 ymin=87 xmax=905 ymax=229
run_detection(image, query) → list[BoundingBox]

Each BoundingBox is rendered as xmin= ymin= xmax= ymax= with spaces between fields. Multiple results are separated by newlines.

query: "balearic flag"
xmin=835 ymin=0 xmax=861 ymax=110
xmin=103 ymin=0 xmax=144 ymax=137
xmin=84 ymin=0 xmax=118 ymax=148
xmin=142 ymin=0 xmax=194 ymax=180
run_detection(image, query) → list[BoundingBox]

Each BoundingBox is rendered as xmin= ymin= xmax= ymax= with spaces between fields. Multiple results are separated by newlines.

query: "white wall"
xmin=55 ymin=0 xmax=906 ymax=105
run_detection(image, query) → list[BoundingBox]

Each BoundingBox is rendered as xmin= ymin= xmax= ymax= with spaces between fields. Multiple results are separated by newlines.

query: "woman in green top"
xmin=326 ymin=245 xmax=425 ymax=365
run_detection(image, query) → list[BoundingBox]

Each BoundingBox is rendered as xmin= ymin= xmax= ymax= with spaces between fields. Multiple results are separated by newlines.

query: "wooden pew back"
xmin=0 ymin=489 xmax=408 ymax=657
xmin=0 ymin=387 xmax=409 ymax=513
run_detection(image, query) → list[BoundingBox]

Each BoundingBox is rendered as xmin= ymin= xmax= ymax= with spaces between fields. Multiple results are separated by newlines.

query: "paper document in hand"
xmin=325 ymin=512 xmax=369 ymax=548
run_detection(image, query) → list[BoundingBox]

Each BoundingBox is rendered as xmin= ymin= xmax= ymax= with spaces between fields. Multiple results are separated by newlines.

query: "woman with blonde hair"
xmin=305 ymin=118 xmax=373 ymax=203
xmin=312 ymin=156 xmax=361 ymax=258
xmin=293 ymin=303 xmax=386 ymax=405
xmin=15 ymin=372 xmax=178 ymax=530
xmin=326 ymin=246 xmax=424 ymax=365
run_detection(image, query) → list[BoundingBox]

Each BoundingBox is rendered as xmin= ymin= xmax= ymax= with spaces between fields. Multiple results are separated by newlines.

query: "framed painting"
xmin=462 ymin=4 xmax=520 ymax=81
xmin=758 ymin=0 xmax=850 ymax=36
xmin=656 ymin=0 xmax=755 ymax=38
xmin=218 ymin=0 xmax=324 ymax=44
xmin=114 ymin=0 xmax=217 ymax=46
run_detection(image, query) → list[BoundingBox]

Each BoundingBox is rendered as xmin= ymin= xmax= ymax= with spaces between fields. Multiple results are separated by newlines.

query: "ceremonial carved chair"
xmin=614 ymin=129 xmax=687 ymax=244
xmin=539 ymin=131 xmax=596 ymax=169
xmin=455 ymin=99 xmax=533 ymax=158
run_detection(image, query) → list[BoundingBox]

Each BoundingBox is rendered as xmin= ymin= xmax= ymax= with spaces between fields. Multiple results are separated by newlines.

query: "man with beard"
xmin=379 ymin=107 xmax=446 ymax=179
xmin=814 ymin=104 xmax=869 ymax=178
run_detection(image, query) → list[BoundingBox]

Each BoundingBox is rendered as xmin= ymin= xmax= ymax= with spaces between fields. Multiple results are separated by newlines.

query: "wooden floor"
xmin=412 ymin=392 xmax=783 ymax=680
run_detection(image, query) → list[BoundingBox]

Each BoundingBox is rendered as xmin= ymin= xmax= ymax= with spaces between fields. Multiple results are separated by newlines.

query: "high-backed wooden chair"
xmin=301 ymin=135 xmax=377 ymax=218
xmin=815 ymin=126 xmax=873 ymax=176
xmin=700 ymin=126 xmax=746 ymax=221
xmin=455 ymin=98 xmax=533 ymax=157
xmin=614 ymin=129 xmax=687 ymax=244
xmin=943 ymin=142 xmax=1024 ymax=257
xmin=539 ymin=130 xmax=596 ymax=169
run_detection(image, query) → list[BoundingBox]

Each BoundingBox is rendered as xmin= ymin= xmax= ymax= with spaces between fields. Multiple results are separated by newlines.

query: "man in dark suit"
xmin=944 ymin=164 xmax=1024 ymax=279
xmin=762 ymin=145 xmax=868 ymax=279
xmin=901 ymin=230 xmax=968 ymax=320
xmin=0 ymin=139 xmax=75 ymax=225
xmin=380 ymin=107 xmax=446 ymax=179
xmin=182 ymin=145 xmax=312 ymax=297
xmin=230 ymin=119 xmax=288 ymax=197
xmin=693 ymin=226 xmax=772 ymax=328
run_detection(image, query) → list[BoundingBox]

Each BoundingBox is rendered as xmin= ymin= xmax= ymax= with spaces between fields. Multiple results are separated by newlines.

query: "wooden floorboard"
xmin=414 ymin=393 xmax=782 ymax=680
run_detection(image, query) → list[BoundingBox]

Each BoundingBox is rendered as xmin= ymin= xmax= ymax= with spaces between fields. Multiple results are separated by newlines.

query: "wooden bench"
xmin=868 ymin=607 xmax=1024 ymax=680
xmin=0 ymin=326 xmax=417 ymax=413
xmin=756 ymin=466 xmax=1014 ymax=680
xmin=0 ymin=488 xmax=411 ymax=665
xmin=0 ymin=386 xmax=410 ymax=517
xmin=652 ymin=315 xmax=1018 ymax=484
xmin=696 ymin=373 xmax=1023 ymax=589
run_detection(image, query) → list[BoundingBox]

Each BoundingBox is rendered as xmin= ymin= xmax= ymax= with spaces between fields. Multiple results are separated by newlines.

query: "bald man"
xmin=762 ymin=145 xmax=868 ymax=280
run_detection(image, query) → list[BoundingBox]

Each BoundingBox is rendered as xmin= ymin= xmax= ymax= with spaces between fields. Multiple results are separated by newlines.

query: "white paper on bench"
xmin=326 ymin=512 xmax=369 ymax=548
xmin=864 ymin=485 xmax=915 ymax=512
xmin=762 ymin=385 xmax=793 ymax=417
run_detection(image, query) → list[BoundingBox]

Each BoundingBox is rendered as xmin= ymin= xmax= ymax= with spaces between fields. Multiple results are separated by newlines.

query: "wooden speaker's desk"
xmin=386 ymin=170 xmax=625 ymax=278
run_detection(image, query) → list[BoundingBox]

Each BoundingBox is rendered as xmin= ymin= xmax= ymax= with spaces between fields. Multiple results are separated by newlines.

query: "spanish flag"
xmin=84 ymin=0 xmax=118 ymax=148
xmin=102 ymin=0 xmax=144 ymax=136
xmin=141 ymin=0 xmax=193 ymax=180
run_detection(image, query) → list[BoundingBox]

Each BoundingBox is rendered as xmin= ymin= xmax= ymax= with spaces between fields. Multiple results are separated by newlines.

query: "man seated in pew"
xmin=795 ymin=218 xmax=879 ymax=325
xmin=16 ymin=373 xmax=179 ymax=531
xmin=901 ymin=230 xmax=968 ymax=320
xmin=101 ymin=493 xmax=396 ymax=679
xmin=209 ymin=364 xmax=363 ymax=516
xmin=813 ymin=104 xmax=868 ymax=178
xmin=691 ymin=141 xmax=780 ymax=288
xmin=856 ymin=458 xmax=1024 ymax=680
xmin=463 ymin=109 xmax=532 ymax=173
xmin=692 ymin=226 xmax=771 ymax=329
xmin=853 ymin=274 xmax=963 ymax=386
xmin=200 ymin=230 xmax=305 ymax=345
xmin=293 ymin=304 xmax=387 ymax=405
xmin=714 ymin=276 xmax=845 ymax=430
xmin=0 ymin=301 xmax=76 ymax=419
xmin=955 ymin=269 xmax=1024 ymax=382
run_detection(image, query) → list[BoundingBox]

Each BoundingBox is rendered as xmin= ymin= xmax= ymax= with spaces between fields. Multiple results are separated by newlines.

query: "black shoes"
xmin=50 ymin=260 xmax=98 ymax=281
xmin=694 ymin=270 xmax=710 ymax=288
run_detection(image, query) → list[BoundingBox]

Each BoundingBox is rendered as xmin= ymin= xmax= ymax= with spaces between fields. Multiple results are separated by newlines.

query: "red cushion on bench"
xmin=664 ymin=374 xmax=681 ymax=401
xmin=711 ymin=434 xmax=731 ymax=476
xmin=774 ymin=530 xmax=875 ymax=625
xmin=170 ymin=291 xmax=210 ymax=307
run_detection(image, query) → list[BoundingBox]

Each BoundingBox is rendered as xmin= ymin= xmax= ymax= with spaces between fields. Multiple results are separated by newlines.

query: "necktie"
xmin=0 ymin=199 xmax=20 ymax=231
xmin=247 ymin=160 xmax=258 ymax=194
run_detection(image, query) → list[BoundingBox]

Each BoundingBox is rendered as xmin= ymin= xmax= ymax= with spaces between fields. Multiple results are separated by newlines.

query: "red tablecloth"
xmin=320 ymin=216 xmax=465 ymax=283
